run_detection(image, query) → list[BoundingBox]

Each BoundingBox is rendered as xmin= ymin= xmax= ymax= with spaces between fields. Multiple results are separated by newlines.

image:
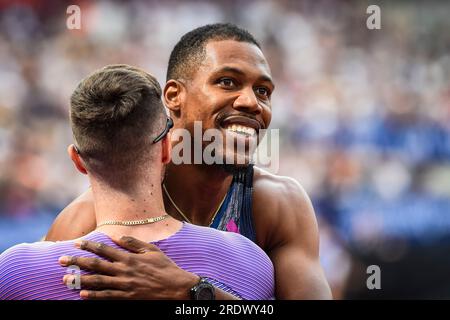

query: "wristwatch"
xmin=190 ymin=277 xmax=216 ymax=300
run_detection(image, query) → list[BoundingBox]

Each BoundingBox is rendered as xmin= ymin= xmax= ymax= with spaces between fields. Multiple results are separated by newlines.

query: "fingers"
xmin=112 ymin=235 xmax=161 ymax=254
xmin=59 ymin=255 xmax=118 ymax=275
xmin=74 ymin=240 xmax=128 ymax=261
xmin=80 ymin=289 xmax=132 ymax=300
xmin=63 ymin=274 xmax=129 ymax=291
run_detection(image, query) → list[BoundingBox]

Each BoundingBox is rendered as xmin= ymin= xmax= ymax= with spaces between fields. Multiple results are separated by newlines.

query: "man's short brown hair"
xmin=70 ymin=64 xmax=165 ymax=188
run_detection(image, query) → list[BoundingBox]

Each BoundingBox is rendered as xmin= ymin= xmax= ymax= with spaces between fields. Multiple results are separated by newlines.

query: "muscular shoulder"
xmin=253 ymin=167 xmax=311 ymax=206
xmin=45 ymin=189 xmax=97 ymax=241
xmin=252 ymin=167 xmax=319 ymax=253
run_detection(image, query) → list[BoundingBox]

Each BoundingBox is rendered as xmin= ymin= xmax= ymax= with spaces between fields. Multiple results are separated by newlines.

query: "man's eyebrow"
xmin=215 ymin=66 xmax=275 ymax=87
xmin=216 ymin=66 xmax=246 ymax=76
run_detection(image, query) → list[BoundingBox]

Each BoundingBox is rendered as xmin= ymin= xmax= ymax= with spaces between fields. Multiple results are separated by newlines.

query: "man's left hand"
xmin=58 ymin=236 xmax=199 ymax=300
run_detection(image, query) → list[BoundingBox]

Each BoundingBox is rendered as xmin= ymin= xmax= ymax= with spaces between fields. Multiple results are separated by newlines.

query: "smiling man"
xmin=0 ymin=65 xmax=275 ymax=300
xmin=45 ymin=23 xmax=332 ymax=300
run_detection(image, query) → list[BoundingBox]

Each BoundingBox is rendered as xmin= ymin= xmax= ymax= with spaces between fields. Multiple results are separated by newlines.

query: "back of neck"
xmin=90 ymin=179 xmax=182 ymax=242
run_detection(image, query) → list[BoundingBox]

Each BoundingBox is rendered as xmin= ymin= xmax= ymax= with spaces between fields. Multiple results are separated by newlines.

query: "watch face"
xmin=196 ymin=284 xmax=214 ymax=300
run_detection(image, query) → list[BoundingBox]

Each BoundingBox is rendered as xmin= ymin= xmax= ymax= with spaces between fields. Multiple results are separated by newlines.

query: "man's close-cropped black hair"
xmin=167 ymin=23 xmax=261 ymax=81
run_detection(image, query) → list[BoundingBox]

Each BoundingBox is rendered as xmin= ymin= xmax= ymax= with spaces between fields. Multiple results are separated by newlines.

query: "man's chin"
xmin=204 ymin=150 xmax=254 ymax=174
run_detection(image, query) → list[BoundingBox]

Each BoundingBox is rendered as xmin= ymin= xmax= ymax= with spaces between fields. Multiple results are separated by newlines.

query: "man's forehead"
xmin=202 ymin=40 xmax=271 ymax=75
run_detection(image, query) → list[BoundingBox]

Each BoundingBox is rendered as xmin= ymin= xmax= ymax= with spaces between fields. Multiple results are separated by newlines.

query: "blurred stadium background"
xmin=0 ymin=0 xmax=449 ymax=299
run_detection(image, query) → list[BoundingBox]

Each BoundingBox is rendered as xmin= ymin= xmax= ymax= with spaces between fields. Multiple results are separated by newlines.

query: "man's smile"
xmin=217 ymin=114 xmax=264 ymax=138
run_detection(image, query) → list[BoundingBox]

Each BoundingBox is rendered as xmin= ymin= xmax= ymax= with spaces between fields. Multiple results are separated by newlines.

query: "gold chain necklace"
xmin=162 ymin=183 xmax=226 ymax=226
xmin=97 ymin=214 xmax=169 ymax=227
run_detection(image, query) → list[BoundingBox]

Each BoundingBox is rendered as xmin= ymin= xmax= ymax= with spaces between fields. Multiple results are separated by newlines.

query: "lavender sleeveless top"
xmin=0 ymin=222 xmax=274 ymax=300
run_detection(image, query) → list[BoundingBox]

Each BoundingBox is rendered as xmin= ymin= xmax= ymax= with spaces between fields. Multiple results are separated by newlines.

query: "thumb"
xmin=112 ymin=236 xmax=161 ymax=254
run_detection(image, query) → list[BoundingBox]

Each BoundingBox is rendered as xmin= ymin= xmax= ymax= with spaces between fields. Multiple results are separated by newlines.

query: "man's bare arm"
xmin=253 ymin=172 xmax=332 ymax=299
xmin=45 ymin=188 xmax=97 ymax=241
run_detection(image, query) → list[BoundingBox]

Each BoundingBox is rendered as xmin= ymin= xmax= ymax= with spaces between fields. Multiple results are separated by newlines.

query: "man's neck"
xmin=163 ymin=163 xmax=233 ymax=226
xmin=93 ymin=186 xmax=166 ymax=223
xmin=90 ymin=180 xmax=183 ymax=242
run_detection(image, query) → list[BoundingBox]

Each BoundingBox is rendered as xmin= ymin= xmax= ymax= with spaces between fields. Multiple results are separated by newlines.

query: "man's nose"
xmin=232 ymin=88 xmax=262 ymax=114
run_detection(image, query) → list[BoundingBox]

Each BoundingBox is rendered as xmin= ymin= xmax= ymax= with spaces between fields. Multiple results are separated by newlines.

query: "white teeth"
xmin=225 ymin=124 xmax=256 ymax=136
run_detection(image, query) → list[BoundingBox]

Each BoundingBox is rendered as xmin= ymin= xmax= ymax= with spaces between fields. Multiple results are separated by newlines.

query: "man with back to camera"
xmin=0 ymin=65 xmax=275 ymax=300
xmin=45 ymin=23 xmax=332 ymax=300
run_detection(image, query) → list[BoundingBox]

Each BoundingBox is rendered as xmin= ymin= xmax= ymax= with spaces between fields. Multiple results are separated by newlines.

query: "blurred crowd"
xmin=0 ymin=0 xmax=449 ymax=298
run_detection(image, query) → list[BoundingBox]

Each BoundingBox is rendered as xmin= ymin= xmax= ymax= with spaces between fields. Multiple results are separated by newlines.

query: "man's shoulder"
xmin=184 ymin=223 xmax=259 ymax=246
xmin=0 ymin=241 xmax=68 ymax=268
xmin=253 ymin=166 xmax=313 ymax=218
xmin=179 ymin=223 xmax=274 ymax=298
xmin=252 ymin=166 xmax=317 ymax=249
xmin=1 ymin=242 xmax=53 ymax=261
xmin=0 ymin=242 xmax=56 ymax=297
xmin=253 ymin=166 xmax=307 ymax=196
xmin=182 ymin=223 xmax=269 ymax=257
xmin=0 ymin=233 xmax=101 ymax=269
xmin=0 ymin=236 xmax=101 ymax=299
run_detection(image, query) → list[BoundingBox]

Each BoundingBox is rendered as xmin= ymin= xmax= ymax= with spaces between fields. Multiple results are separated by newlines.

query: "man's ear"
xmin=161 ymin=133 xmax=172 ymax=165
xmin=163 ymin=80 xmax=185 ymax=114
xmin=68 ymin=144 xmax=88 ymax=174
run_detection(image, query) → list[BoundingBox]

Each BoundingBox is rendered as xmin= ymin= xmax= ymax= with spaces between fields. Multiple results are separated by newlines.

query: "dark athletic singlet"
xmin=210 ymin=165 xmax=256 ymax=243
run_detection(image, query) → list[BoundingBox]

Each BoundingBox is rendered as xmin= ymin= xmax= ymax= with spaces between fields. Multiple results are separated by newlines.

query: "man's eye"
xmin=218 ymin=78 xmax=235 ymax=87
xmin=256 ymin=87 xmax=270 ymax=97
